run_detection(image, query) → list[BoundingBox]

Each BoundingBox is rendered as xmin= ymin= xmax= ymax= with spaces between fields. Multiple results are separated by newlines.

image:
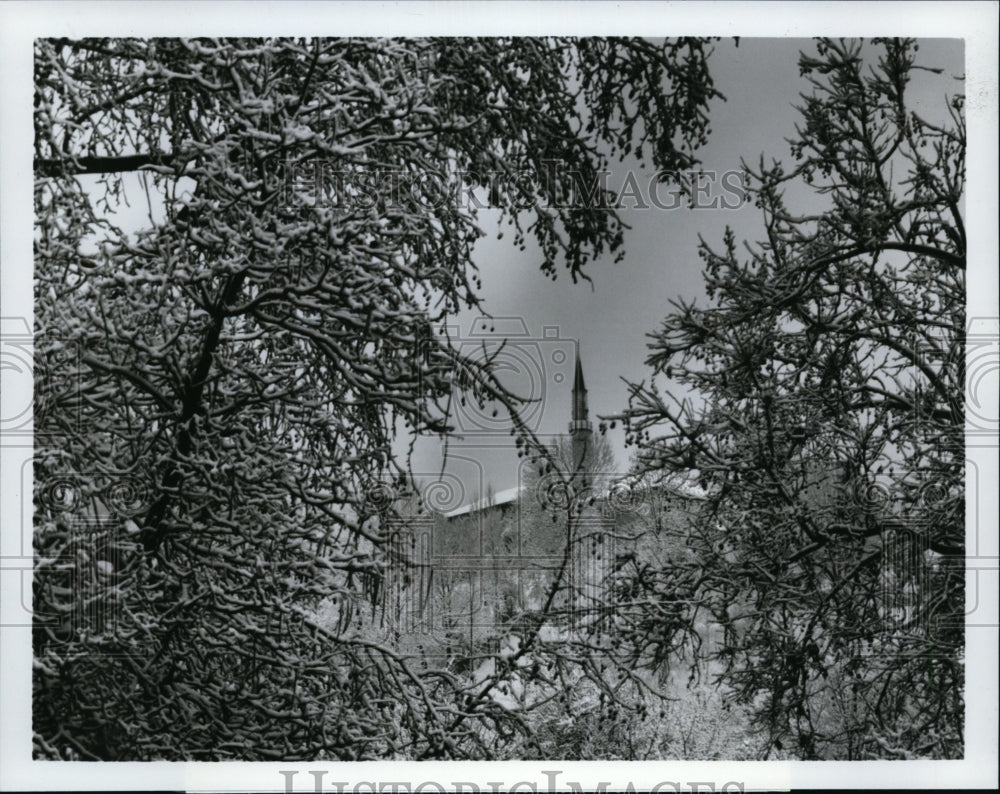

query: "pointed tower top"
xmin=569 ymin=347 xmax=592 ymax=436
xmin=573 ymin=350 xmax=586 ymax=404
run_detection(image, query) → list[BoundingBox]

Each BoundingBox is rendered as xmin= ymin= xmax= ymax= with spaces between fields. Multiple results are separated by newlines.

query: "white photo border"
xmin=2 ymin=2 xmax=997 ymax=790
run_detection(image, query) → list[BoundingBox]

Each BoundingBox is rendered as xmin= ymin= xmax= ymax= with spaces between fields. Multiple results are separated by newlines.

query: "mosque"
xmin=382 ymin=351 xmax=707 ymax=660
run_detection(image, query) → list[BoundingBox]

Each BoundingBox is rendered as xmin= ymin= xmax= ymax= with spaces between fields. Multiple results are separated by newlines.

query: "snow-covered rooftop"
xmin=443 ymin=469 xmax=709 ymax=519
xmin=444 ymin=485 xmax=523 ymax=518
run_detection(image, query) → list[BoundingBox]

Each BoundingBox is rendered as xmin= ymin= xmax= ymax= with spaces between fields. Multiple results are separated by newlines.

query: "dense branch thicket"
xmin=33 ymin=37 xmax=721 ymax=759
xmin=617 ymin=38 xmax=965 ymax=759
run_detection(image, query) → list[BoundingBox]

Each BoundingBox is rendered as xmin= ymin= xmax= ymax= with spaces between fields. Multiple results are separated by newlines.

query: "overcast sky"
xmin=407 ymin=37 xmax=966 ymax=510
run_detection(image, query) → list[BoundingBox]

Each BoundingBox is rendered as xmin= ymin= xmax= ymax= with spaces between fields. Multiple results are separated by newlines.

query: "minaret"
xmin=568 ymin=348 xmax=592 ymax=479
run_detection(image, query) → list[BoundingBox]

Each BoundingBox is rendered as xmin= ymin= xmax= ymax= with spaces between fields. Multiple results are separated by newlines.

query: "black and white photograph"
xmin=1 ymin=2 xmax=997 ymax=791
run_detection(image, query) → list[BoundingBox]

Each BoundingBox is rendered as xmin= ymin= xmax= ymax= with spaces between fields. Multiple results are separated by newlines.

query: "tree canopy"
xmin=32 ymin=36 xmax=721 ymax=760
xmin=617 ymin=38 xmax=965 ymax=759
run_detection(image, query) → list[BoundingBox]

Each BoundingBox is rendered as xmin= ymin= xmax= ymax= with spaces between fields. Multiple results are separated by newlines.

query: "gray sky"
xmin=407 ymin=37 xmax=966 ymax=508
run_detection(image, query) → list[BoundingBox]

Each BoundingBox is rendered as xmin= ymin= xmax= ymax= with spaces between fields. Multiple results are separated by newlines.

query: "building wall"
xmin=384 ymin=481 xmax=707 ymax=661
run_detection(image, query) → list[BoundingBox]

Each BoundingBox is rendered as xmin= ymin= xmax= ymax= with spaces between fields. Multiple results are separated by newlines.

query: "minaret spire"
xmin=569 ymin=346 xmax=592 ymax=436
xmin=568 ymin=346 xmax=593 ymax=489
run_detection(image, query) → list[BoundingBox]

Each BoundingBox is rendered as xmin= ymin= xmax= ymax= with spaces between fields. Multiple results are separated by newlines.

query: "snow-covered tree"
xmin=32 ymin=37 xmax=720 ymax=759
xmin=616 ymin=38 xmax=964 ymax=759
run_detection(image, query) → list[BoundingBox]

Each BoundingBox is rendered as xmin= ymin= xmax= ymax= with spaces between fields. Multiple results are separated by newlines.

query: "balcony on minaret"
xmin=568 ymin=418 xmax=592 ymax=434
